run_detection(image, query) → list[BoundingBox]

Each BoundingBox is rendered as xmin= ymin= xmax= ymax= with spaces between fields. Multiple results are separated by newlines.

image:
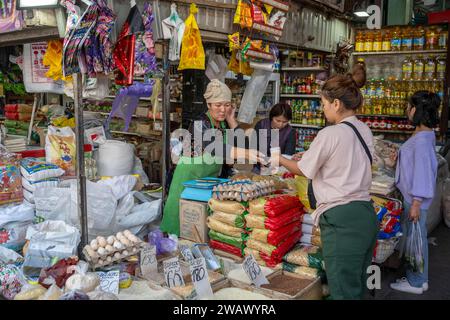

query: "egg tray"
xmin=212 ymin=179 xmax=276 ymax=201
xmin=83 ymin=241 xmax=146 ymax=269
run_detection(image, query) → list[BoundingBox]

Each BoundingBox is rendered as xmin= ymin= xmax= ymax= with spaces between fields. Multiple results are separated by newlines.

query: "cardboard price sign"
xmin=140 ymin=244 xmax=157 ymax=279
xmin=96 ymin=270 xmax=120 ymax=294
xmin=163 ymin=257 xmax=185 ymax=288
xmin=189 ymin=257 xmax=213 ymax=299
xmin=243 ymin=255 xmax=269 ymax=288
xmin=179 ymin=244 xmax=195 ymax=262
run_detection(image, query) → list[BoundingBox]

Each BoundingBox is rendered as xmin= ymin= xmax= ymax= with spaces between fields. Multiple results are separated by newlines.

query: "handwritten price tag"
xmin=140 ymin=244 xmax=157 ymax=279
xmin=179 ymin=244 xmax=195 ymax=262
xmin=243 ymin=255 xmax=269 ymax=288
xmin=163 ymin=257 xmax=185 ymax=288
xmin=190 ymin=257 xmax=213 ymax=299
xmin=96 ymin=270 xmax=120 ymax=294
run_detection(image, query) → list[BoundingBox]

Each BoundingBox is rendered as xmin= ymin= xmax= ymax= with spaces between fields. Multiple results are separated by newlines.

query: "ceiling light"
xmin=17 ymin=0 xmax=60 ymax=9
xmin=354 ymin=11 xmax=370 ymax=17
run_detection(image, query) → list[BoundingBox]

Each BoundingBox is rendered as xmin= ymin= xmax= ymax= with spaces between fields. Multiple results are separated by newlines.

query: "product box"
xmin=153 ymin=121 xmax=163 ymax=131
xmin=136 ymin=123 xmax=152 ymax=135
xmin=135 ymin=107 xmax=149 ymax=118
xmin=179 ymin=199 xmax=209 ymax=243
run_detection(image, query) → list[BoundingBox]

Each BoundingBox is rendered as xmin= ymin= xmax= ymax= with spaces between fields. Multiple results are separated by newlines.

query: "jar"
xmin=372 ymin=117 xmax=380 ymax=129
xmin=379 ymin=117 xmax=387 ymax=129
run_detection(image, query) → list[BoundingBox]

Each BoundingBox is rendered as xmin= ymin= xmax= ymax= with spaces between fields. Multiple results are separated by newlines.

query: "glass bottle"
xmin=436 ymin=55 xmax=446 ymax=80
xmin=413 ymin=26 xmax=426 ymax=51
xmin=439 ymin=27 xmax=448 ymax=50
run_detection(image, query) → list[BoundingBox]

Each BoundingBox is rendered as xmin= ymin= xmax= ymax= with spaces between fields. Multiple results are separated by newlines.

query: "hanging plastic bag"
xmin=178 ymin=3 xmax=205 ymax=71
xmin=43 ymin=40 xmax=71 ymax=82
xmin=405 ymin=222 xmax=424 ymax=273
xmin=45 ymin=126 xmax=76 ymax=176
xmin=162 ymin=3 xmax=185 ymax=62
xmin=205 ymin=53 xmax=228 ymax=83
xmin=0 ymin=264 xmax=26 ymax=300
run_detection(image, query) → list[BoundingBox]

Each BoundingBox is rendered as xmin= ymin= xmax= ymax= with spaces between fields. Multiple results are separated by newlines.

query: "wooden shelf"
xmin=281 ymin=67 xmax=326 ymax=72
xmin=280 ymin=94 xmax=321 ymax=98
xmin=110 ymin=130 xmax=162 ymax=138
xmin=356 ymin=114 xmax=407 ymax=119
xmin=291 ymin=123 xmax=324 ymax=129
xmin=353 ymin=49 xmax=447 ymax=56
xmin=371 ymin=129 xmax=414 ymax=134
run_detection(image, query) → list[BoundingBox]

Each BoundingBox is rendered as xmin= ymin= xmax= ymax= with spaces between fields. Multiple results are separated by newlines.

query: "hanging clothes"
xmin=161 ymin=3 xmax=185 ymax=62
xmin=113 ymin=3 xmax=145 ymax=86
xmin=134 ymin=2 xmax=157 ymax=78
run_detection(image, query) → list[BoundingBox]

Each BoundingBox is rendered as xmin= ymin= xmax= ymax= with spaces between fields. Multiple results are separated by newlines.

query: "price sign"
xmin=189 ymin=257 xmax=213 ymax=299
xmin=179 ymin=244 xmax=195 ymax=262
xmin=243 ymin=255 xmax=269 ymax=288
xmin=96 ymin=270 xmax=120 ymax=294
xmin=140 ymin=244 xmax=157 ymax=279
xmin=163 ymin=257 xmax=185 ymax=288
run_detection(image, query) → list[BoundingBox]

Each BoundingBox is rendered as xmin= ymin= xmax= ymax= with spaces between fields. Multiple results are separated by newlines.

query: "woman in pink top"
xmin=272 ymin=62 xmax=379 ymax=299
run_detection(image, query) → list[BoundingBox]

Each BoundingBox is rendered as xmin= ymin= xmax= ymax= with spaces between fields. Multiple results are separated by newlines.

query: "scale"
xmin=180 ymin=177 xmax=230 ymax=202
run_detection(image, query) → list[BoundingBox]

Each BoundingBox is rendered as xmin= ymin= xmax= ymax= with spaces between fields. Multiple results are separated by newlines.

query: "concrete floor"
xmin=367 ymin=223 xmax=450 ymax=300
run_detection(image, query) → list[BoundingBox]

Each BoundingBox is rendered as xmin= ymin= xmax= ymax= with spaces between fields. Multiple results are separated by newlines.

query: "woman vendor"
xmin=252 ymin=103 xmax=296 ymax=174
xmin=271 ymin=62 xmax=379 ymax=300
xmin=160 ymin=79 xmax=263 ymax=236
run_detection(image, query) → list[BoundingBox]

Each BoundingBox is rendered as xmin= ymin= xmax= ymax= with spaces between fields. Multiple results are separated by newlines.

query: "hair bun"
xmin=351 ymin=61 xmax=367 ymax=89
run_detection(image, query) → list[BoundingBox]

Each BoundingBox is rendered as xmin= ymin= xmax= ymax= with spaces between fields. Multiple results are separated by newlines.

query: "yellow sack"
xmin=43 ymin=40 xmax=72 ymax=82
xmin=295 ymin=176 xmax=311 ymax=212
xmin=228 ymin=50 xmax=253 ymax=76
xmin=233 ymin=0 xmax=252 ymax=29
xmin=178 ymin=3 xmax=205 ymax=71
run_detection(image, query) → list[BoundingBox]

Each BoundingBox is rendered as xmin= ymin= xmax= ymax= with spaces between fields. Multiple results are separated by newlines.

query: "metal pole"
xmin=27 ymin=93 xmax=40 ymax=145
xmin=161 ymin=40 xmax=171 ymax=212
xmin=73 ymin=74 xmax=88 ymax=251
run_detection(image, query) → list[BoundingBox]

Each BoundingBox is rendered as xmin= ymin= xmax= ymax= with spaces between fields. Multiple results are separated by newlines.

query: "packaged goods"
xmin=0 ymin=203 xmax=35 ymax=251
xmin=243 ymin=247 xmax=280 ymax=268
xmin=249 ymin=222 xmax=301 ymax=246
xmin=283 ymin=244 xmax=324 ymax=270
xmin=245 ymin=207 xmax=302 ymax=230
xmin=211 ymin=211 xmax=245 ymax=228
xmin=45 ymin=126 xmax=76 ymax=176
xmin=14 ymin=284 xmax=47 ymax=300
xmin=208 ymin=230 xmax=246 ymax=249
xmin=212 ymin=180 xmax=276 ymax=202
xmin=59 ymin=290 xmax=90 ymax=300
xmin=282 ymin=262 xmax=323 ymax=279
xmin=208 ymin=198 xmax=246 ymax=215
xmin=301 ymin=213 xmax=314 ymax=226
xmin=213 ymin=287 xmax=272 ymax=300
xmin=38 ymin=257 xmax=79 ymax=289
xmin=0 ymin=264 xmax=25 ymax=300
xmin=64 ymin=273 xmax=100 ymax=293
xmin=207 ymin=217 xmax=245 ymax=238
xmin=23 ymin=189 xmax=35 ymax=204
xmin=22 ymin=178 xmax=60 ymax=192
xmin=249 ymin=194 xmax=302 ymax=217
xmin=87 ymin=290 xmax=119 ymax=300
xmin=301 ymin=224 xmax=321 ymax=236
xmin=38 ymin=284 xmax=63 ymax=300
xmin=246 ymin=231 xmax=301 ymax=261
xmin=209 ymin=240 xmax=243 ymax=257
xmin=0 ymin=148 xmax=23 ymax=206
xmin=300 ymin=234 xmax=322 ymax=248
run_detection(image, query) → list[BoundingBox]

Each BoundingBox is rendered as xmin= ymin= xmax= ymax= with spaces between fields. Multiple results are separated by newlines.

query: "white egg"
xmin=97 ymin=237 xmax=107 ymax=247
xmin=120 ymin=239 xmax=131 ymax=247
xmin=114 ymin=252 xmax=121 ymax=260
xmin=128 ymin=235 xmax=140 ymax=243
xmin=90 ymin=243 xmax=99 ymax=251
xmin=123 ymin=230 xmax=132 ymax=237
xmin=116 ymin=232 xmax=124 ymax=239
xmin=113 ymin=241 xmax=124 ymax=250
xmin=97 ymin=259 xmax=104 ymax=266
xmin=90 ymin=239 xmax=99 ymax=248
xmin=97 ymin=247 xmax=107 ymax=256
xmin=121 ymin=250 xmax=129 ymax=258
xmin=105 ymin=245 xmax=115 ymax=253
xmin=106 ymin=256 xmax=112 ymax=262
xmin=107 ymin=236 xmax=116 ymax=245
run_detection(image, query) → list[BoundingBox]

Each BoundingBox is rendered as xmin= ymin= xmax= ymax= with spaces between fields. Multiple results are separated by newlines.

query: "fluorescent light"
xmin=354 ymin=11 xmax=370 ymax=17
xmin=17 ymin=0 xmax=59 ymax=9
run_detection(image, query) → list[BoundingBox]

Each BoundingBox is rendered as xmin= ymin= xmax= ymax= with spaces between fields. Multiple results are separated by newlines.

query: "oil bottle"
xmin=364 ymin=30 xmax=374 ymax=52
xmin=426 ymin=27 xmax=439 ymax=50
xmin=402 ymin=56 xmax=413 ymax=80
xmin=382 ymin=28 xmax=392 ymax=51
xmin=401 ymin=27 xmax=413 ymax=51
xmin=373 ymin=30 xmax=382 ymax=52
xmin=439 ymin=27 xmax=448 ymax=50
xmin=436 ymin=55 xmax=446 ymax=80
xmin=424 ymin=55 xmax=437 ymax=80
xmin=413 ymin=26 xmax=425 ymax=51
xmin=391 ymin=27 xmax=402 ymax=51
xmin=355 ymin=30 xmax=364 ymax=52
xmin=413 ymin=55 xmax=425 ymax=80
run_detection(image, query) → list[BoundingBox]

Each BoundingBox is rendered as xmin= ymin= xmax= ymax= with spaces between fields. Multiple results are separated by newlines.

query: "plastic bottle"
xmin=439 ymin=27 xmax=448 ymax=50
xmin=426 ymin=27 xmax=439 ymax=50
xmin=382 ymin=29 xmax=392 ymax=51
xmin=401 ymin=27 xmax=413 ymax=51
xmin=355 ymin=31 xmax=364 ymax=52
xmin=391 ymin=27 xmax=402 ymax=51
xmin=413 ymin=55 xmax=425 ymax=80
xmin=413 ymin=26 xmax=426 ymax=51
xmin=436 ymin=55 xmax=446 ymax=80
xmin=402 ymin=56 xmax=413 ymax=80
xmin=364 ymin=30 xmax=374 ymax=52
xmin=424 ymin=55 xmax=437 ymax=80
xmin=373 ymin=30 xmax=382 ymax=52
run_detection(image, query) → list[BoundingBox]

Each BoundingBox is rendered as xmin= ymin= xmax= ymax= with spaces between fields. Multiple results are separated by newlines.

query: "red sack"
xmin=38 ymin=257 xmax=79 ymax=289
xmin=5 ymin=112 xmax=19 ymax=120
xmin=249 ymin=221 xmax=301 ymax=246
xmin=249 ymin=194 xmax=302 ymax=217
xmin=209 ymin=240 xmax=243 ymax=258
xmin=246 ymin=207 xmax=303 ymax=230
xmin=5 ymin=105 xmax=18 ymax=113
xmin=244 ymin=247 xmax=281 ymax=268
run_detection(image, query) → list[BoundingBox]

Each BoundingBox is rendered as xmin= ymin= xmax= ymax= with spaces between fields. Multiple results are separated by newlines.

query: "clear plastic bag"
xmin=405 ymin=222 xmax=424 ymax=273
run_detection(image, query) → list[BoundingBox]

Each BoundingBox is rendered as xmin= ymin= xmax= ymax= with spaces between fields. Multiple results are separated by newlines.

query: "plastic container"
xmin=382 ymin=29 xmax=391 ymax=51
xmin=401 ymin=27 xmax=413 ymax=51
xmin=426 ymin=27 xmax=439 ymax=50
xmin=373 ymin=30 xmax=382 ymax=52
xmin=364 ymin=30 xmax=374 ymax=52
xmin=413 ymin=55 xmax=425 ymax=80
xmin=355 ymin=31 xmax=364 ymax=52
xmin=391 ymin=27 xmax=402 ymax=51
xmin=413 ymin=26 xmax=425 ymax=51
xmin=402 ymin=56 xmax=413 ymax=80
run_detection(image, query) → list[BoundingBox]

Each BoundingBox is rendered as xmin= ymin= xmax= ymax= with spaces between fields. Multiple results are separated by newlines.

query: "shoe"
xmin=395 ymin=278 xmax=428 ymax=292
xmin=390 ymin=278 xmax=423 ymax=295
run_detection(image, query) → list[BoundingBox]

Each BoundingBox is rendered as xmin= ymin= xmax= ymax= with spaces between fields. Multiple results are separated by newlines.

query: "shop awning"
xmin=0 ymin=26 xmax=60 ymax=48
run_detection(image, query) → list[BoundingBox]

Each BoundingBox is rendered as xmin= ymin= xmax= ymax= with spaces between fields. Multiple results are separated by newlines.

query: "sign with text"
xmin=179 ymin=244 xmax=195 ymax=262
xmin=189 ymin=257 xmax=213 ymax=299
xmin=243 ymin=255 xmax=269 ymax=288
xmin=163 ymin=257 xmax=185 ymax=288
xmin=97 ymin=270 xmax=120 ymax=294
xmin=140 ymin=244 xmax=157 ymax=279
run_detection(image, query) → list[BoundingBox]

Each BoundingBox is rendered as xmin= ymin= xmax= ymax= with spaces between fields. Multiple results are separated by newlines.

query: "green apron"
xmin=160 ymin=114 xmax=226 ymax=236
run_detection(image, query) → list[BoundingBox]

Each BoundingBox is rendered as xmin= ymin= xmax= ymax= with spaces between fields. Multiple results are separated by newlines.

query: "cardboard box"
xmin=179 ymin=199 xmax=209 ymax=243
xmin=136 ymin=107 xmax=149 ymax=118
xmin=136 ymin=123 xmax=152 ymax=135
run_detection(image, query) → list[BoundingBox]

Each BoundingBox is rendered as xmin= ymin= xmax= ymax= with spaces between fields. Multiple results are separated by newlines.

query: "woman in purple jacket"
xmin=391 ymin=91 xmax=440 ymax=295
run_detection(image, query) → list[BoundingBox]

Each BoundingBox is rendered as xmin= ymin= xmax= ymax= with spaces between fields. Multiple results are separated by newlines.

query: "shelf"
xmin=103 ymin=95 xmax=153 ymax=102
xmin=110 ymin=130 xmax=162 ymax=138
xmin=291 ymin=123 xmax=324 ymax=129
xmin=356 ymin=114 xmax=407 ymax=119
xmin=371 ymin=129 xmax=414 ymax=134
xmin=281 ymin=67 xmax=326 ymax=72
xmin=353 ymin=49 xmax=447 ymax=56
xmin=280 ymin=94 xmax=321 ymax=98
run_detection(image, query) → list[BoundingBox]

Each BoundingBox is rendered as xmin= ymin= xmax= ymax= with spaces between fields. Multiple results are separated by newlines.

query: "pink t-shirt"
xmin=298 ymin=116 xmax=374 ymax=226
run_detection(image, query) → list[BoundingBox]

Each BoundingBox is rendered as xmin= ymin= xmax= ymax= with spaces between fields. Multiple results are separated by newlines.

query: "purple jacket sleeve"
xmin=410 ymin=142 xmax=437 ymax=201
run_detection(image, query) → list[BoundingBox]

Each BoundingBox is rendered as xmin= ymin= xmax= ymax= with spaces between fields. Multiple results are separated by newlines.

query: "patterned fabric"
xmin=134 ymin=2 xmax=157 ymax=78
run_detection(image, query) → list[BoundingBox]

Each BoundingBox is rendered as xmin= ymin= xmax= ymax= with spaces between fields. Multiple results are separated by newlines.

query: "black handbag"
xmin=307 ymin=121 xmax=373 ymax=210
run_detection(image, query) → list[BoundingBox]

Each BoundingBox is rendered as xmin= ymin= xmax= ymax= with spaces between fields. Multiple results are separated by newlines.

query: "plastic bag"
xmin=38 ymin=283 xmax=63 ymax=300
xmin=97 ymin=175 xmax=137 ymax=201
xmin=243 ymin=247 xmax=279 ymax=268
xmin=59 ymin=290 xmax=90 ymax=300
xmin=300 ymin=234 xmax=322 ymax=248
xmin=0 ymin=264 xmax=26 ymax=299
xmin=178 ymin=4 xmax=205 ymax=71
xmin=246 ymin=231 xmax=301 ymax=262
xmin=249 ymin=222 xmax=300 ymax=246
xmin=208 ymin=230 xmax=245 ymax=249
xmin=282 ymin=262 xmax=324 ymax=280
xmin=245 ymin=208 xmax=302 ymax=230
xmin=249 ymin=194 xmax=301 ymax=217
xmin=148 ymin=230 xmax=177 ymax=256
xmin=0 ymin=147 xmax=23 ymax=206
xmin=65 ymin=272 xmax=100 ymax=293
xmin=209 ymin=240 xmax=243 ymax=257
xmin=117 ymin=199 xmax=162 ymax=233
xmin=405 ymin=222 xmax=424 ymax=273
xmin=22 ymin=178 xmax=60 ymax=192
xmin=228 ymin=49 xmax=253 ymax=76
xmin=207 ymin=217 xmax=245 ymax=238
xmin=295 ymin=176 xmax=311 ymax=211
xmin=0 ymin=203 xmax=35 ymax=251
xmin=233 ymin=0 xmax=252 ymax=29
xmin=208 ymin=198 xmax=246 ymax=215
xmin=301 ymin=213 xmax=314 ymax=226
xmin=34 ymin=186 xmax=72 ymax=223
xmin=210 ymin=211 xmax=245 ymax=228
xmin=283 ymin=244 xmax=324 ymax=270
xmin=301 ymin=224 xmax=321 ymax=237
xmin=0 ymin=246 xmax=24 ymax=264
xmin=205 ymin=53 xmax=228 ymax=83
xmin=87 ymin=290 xmax=119 ymax=300
xmin=45 ymin=126 xmax=76 ymax=176
xmin=38 ymin=257 xmax=79 ymax=289
xmin=97 ymin=140 xmax=135 ymax=177
xmin=14 ymin=283 xmax=47 ymax=300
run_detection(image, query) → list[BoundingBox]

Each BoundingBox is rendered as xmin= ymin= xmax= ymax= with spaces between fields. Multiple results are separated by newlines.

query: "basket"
xmin=373 ymin=237 xmax=400 ymax=264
